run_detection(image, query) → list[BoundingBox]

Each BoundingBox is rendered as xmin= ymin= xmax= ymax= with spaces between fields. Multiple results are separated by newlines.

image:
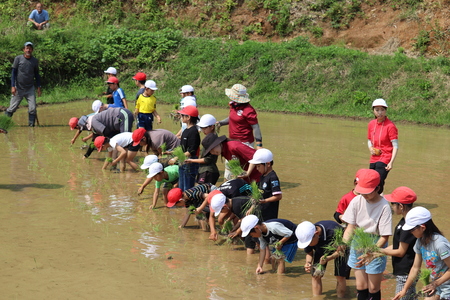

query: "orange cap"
xmin=69 ymin=117 xmax=78 ymax=130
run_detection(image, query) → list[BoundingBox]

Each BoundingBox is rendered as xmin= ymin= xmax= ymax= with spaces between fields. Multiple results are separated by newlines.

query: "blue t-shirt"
xmin=414 ymin=233 xmax=450 ymax=281
xmin=112 ymin=88 xmax=126 ymax=108
xmin=29 ymin=10 xmax=49 ymax=23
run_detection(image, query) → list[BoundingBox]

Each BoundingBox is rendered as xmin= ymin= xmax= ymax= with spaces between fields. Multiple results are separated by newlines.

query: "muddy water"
xmin=1 ymin=100 xmax=449 ymax=299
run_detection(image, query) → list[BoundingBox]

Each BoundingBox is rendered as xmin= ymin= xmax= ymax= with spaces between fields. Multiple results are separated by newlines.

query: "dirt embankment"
xmin=170 ymin=0 xmax=450 ymax=57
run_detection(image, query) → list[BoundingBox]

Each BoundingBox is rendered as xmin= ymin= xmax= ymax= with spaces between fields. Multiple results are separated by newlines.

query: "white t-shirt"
xmin=109 ymin=132 xmax=133 ymax=151
xmin=342 ymin=195 xmax=392 ymax=236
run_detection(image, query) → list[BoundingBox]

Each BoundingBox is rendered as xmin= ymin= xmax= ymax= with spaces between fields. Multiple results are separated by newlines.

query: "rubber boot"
xmin=4 ymin=111 xmax=13 ymax=117
xmin=28 ymin=113 xmax=36 ymax=127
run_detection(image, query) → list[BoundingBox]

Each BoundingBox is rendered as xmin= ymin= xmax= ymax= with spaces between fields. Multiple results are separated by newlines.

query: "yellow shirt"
xmin=135 ymin=94 xmax=157 ymax=114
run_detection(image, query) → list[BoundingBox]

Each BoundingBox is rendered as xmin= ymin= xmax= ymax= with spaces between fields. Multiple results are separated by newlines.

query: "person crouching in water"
xmin=240 ymin=214 xmax=298 ymax=274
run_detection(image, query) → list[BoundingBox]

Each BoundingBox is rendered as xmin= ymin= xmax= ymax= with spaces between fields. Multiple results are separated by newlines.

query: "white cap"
xmin=295 ymin=221 xmax=316 ymax=248
xmin=140 ymin=155 xmax=158 ymax=170
xmin=145 ymin=80 xmax=158 ymax=90
xmin=197 ymin=114 xmax=216 ymax=128
xmin=372 ymin=98 xmax=388 ymax=108
xmin=104 ymin=67 xmax=117 ymax=75
xmin=240 ymin=215 xmax=259 ymax=237
xmin=403 ymin=207 xmax=432 ymax=231
xmin=180 ymin=96 xmax=197 ymax=109
xmin=249 ymin=149 xmax=273 ymax=164
xmin=92 ymin=100 xmax=103 ymax=113
xmin=210 ymin=192 xmax=226 ymax=217
xmin=179 ymin=85 xmax=194 ymax=93
xmin=147 ymin=162 xmax=163 ymax=178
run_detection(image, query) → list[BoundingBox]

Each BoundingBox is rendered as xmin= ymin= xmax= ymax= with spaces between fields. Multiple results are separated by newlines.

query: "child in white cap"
xmin=137 ymin=162 xmax=179 ymax=209
xmin=296 ymin=220 xmax=349 ymax=298
xmin=240 ymin=215 xmax=298 ymax=275
xmin=393 ymin=207 xmax=450 ymax=300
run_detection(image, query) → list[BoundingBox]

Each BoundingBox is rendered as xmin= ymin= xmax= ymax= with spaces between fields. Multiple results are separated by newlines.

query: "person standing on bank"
xmin=367 ymin=98 xmax=398 ymax=194
xmin=5 ymin=42 xmax=41 ymax=127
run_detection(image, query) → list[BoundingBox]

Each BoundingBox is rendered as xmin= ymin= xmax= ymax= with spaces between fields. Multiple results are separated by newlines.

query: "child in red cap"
xmin=341 ymin=169 xmax=392 ymax=300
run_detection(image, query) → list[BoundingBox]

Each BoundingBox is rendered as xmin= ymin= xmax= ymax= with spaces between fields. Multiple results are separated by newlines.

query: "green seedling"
xmin=220 ymin=220 xmax=233 ymax=235
xmin=160 ymin=142 xmax=167 ymax=157
xmin=106 ymin=157 xmax=113 ymax=163
xmin=351 ymin=227 xmax=384 ymax=259
xmin=172 ymin=146 xmax=186 ymax=164
xmin=228 ymin=159 xmax=245 ymax=178
xmin=0 ymin=115 xmax=16 ymax=133
xmin=271 ymin=241 xmax=286 ymax=260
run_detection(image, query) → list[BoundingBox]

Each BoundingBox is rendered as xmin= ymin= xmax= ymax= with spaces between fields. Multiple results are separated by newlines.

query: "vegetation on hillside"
xmin=0 ymin=0 xmax=449 ymax=126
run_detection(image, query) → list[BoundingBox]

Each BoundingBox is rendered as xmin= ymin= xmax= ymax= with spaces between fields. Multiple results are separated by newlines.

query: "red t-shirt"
xmin=228 ymin=103 xmax=258 ymax=144
xmin=221 ymin=141 xmax=259 ymax=182
xmin=336 ymin=190 xmax=357 ymax=214
xmin=367 ymin=117 xmax=398 ymax=164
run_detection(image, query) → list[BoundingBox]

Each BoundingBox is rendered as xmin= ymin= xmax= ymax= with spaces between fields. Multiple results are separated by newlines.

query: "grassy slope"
xmin=0 ymin=0 xmax=449 ymax=126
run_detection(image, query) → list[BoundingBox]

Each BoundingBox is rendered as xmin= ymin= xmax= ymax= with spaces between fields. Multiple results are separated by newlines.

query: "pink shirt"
xmin=342 ymin=195 xmax=392 ymax=236
xmin=228 ymin=103 xmax=258 ymax=144
xmin=221 ymin=141 xmax=259 ymax=182
xmin=367 ymin=117 xmax=398 ymax=164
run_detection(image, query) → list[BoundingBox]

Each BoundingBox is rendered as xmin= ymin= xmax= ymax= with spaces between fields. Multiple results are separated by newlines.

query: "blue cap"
xmin=24 ymin=42 xmax=34 ymax=47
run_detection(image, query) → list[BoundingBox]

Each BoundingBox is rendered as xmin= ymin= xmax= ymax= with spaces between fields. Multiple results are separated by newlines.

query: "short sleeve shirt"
xmin=154 ymin=165 xmax=179 ymax=187
xmin=228 ymin=103 xmax=258 ymax=144
xmin=414 ymin=233 xmax=450 ymax=281
xmin=304 ymin=220 xmax=342 ymax=253
xmin=392 ymin=218 xmax=417 ymax=275
xmin=341 ymin=195 xmax=392 ymax=236
xmin=217 ymin=178 xmax=252 ymax=198
xmin=112 ymin=88 xmax=126 ymax=108
xmin=259 ymin=170 xmax=282 ymax=221
xmin=184 ymin=183 xmax=212 ymax=207
xmin=148 ymin=129 xmax=180 ymax=152
xmin=136 ymin=94 xmax=157 ymax=114
xmin=29 ymin=9 xmax=49 ymax=23
xmin=336 ymin=190 xmax=357 ymax=214
xmin=367 ymin=117 xmax=398 ymax=164
xmin=259 ymin=219 xmax=297 ymax=250
xmin=109 ymin=132 xmax=133 ymax=150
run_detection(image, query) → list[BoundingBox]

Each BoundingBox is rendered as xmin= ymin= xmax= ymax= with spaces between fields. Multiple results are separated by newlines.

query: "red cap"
xmin=167 ymin=188 xmax=183 ymax=207
xmin=69 ymin=117 xmax=78 ymax=130
xmin=132 ymin=72 xmax=147 ymax=81
xmin=106 ymin=77 xmax=119 ymax=84
xmin=132 ymin=128 xmax=146 ymax=146
xmin=385 ymin=187 xmax=417 ymax=204
xmin=177 ymin=105 xmax=199 ymax=117
xmin=94 ymin=136 xmax=106 ymax=152
xmin=354 ymin=169 xmax=380 ymax=194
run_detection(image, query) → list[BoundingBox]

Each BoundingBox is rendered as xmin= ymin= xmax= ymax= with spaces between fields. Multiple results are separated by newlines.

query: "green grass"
xmin=0 ymin=1 xmax=449 ymax=126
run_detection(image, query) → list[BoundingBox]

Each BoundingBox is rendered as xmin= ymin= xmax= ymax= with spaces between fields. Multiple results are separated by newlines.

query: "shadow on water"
xmin=0 ymin=183 xmax=64 ymax=191
xmin=280 ymin=181 xmax=301 ymax=190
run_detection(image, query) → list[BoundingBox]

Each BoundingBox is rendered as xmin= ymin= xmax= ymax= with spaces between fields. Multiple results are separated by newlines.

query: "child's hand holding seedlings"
xmin=423 ymin=282 xmax=438 ymax=296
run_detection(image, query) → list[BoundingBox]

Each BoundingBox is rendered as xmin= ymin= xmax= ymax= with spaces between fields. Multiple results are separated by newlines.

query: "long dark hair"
xmin=144 ymin=131 xmax=152 ymax=154
xmin=420 ymin=219 xmax=443 ymax=246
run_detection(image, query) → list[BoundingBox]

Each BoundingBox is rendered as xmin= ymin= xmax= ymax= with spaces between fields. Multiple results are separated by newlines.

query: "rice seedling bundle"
xmin=351 ymin=227 xmax=382 ymax=255
xmin=105 ymin=157 xmax=113 ymax=163
xmin=220 ymin=220 xmax=233 ymax=235
xmin=322 ymin=227 xmax=346 ymax=258
xmin=419 ymin=268 xmax=432 ymax=285
xmin=172 ymin=146 xmax=186 ymax=164
xmin=271 ymin=241 xmax=286 ymax=260
xmin=0 ymin=115 xmax=16 ymax=132
xmin=312 ymin=263 xmax=326 ymax=277
xmin=160 ymin=142 xmax=167 ymax=157
xmin=227 ymin=159 xmax=245 ymax=179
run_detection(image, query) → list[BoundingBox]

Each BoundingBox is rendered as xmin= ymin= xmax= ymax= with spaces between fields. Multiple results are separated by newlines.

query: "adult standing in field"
xmin=367 ymin=98 xmax=398 ymax=194
xmin=218 ymin=84 xmax=262 ymax=148
xmin=5 ymin=42 xmax=41 ymax=127
xmin=218 ymin=84 xmax=263 ymax=180
xmin=27 ymin=3 xmax=49 ymax=30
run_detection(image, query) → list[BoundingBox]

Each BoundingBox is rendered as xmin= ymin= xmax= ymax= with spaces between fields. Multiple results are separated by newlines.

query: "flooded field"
xmin=1 ymin=100 xmax=449 ymax=299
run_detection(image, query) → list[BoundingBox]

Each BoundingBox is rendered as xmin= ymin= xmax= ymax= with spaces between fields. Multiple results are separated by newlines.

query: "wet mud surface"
xmin=1 ymin=101 xmax=448 ymax=299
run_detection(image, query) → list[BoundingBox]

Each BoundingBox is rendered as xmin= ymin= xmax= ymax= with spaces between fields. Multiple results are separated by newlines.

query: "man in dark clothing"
xmin=5 ymin=42 xmax=41 ymax=127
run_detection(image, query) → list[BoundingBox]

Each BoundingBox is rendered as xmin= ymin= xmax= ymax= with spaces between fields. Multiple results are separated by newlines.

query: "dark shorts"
xmin=197 ymin=171 xmax=220 ymax=185
xmin=137 ymin=113 xmax=154 ymax=131
xmin=127 ymin=143 xmax=141 ymax=152
xmin=313 ymin=247 xmax=351 ymax=278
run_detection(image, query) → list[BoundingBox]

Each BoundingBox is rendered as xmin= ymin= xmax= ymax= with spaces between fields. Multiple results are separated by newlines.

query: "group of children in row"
xmin=68 ymin=70 xmax=450 ymax=300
